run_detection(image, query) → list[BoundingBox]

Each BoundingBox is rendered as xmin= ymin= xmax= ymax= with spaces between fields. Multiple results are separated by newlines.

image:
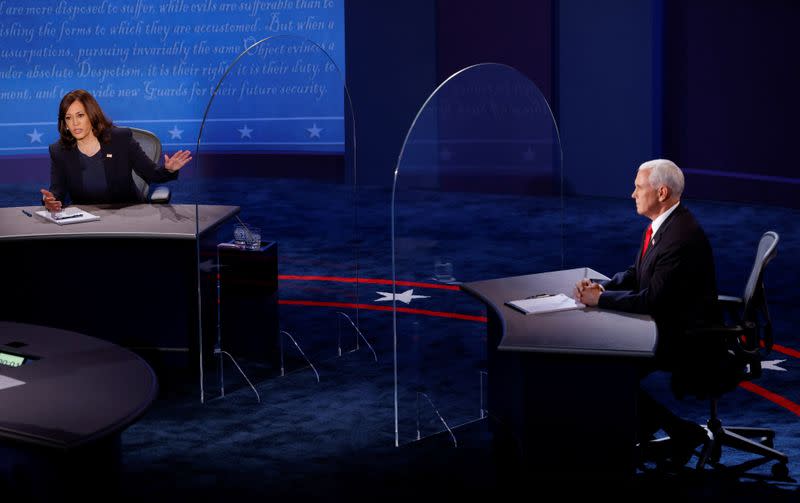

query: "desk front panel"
xmin=2 ymin=236 xmax=199 ymax=351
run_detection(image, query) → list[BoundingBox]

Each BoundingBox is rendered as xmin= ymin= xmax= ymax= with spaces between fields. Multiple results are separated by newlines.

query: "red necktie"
xmin=641 ymin=224 xmax=653 ymax=259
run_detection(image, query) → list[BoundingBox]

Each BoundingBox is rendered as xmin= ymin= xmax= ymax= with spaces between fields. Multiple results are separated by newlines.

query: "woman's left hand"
xmin=164 ymin=150 xmax=193 ymax=172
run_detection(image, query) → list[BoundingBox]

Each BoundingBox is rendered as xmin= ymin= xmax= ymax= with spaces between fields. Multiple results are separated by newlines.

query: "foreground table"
xmin=0 ymin=321 xmax=158 ymax=496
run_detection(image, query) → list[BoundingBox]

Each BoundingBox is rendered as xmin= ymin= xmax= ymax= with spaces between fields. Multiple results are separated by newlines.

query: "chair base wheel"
xmin=771 ymin=462 xmax=789 ymax=479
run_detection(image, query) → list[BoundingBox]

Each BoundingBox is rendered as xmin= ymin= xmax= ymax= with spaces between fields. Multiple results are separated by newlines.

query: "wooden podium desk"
xmin=461 ymin=267 xmax=657 ymax=480
xmin=0 ymin=204 xmax=239 ymax=368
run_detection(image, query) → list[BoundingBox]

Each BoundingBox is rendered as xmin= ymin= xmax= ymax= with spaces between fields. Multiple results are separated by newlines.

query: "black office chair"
xmin=667 ymin=230 xmax=789 ymax=478
xmin=130 ymin=127 xmax=171 ymax=204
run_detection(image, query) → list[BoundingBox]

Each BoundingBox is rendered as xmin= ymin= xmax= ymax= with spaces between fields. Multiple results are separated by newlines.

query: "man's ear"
xmin=658 ymin=186 xmax=670 ymax=201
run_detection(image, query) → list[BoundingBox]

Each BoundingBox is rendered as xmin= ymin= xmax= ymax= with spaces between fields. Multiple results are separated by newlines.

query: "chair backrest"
xmin=129 ymin=127 xmax=162 ymax=202
xmin=672 ymin=231 xmax=780 ymax=398
xmin=742 ymin=231 xmax=779 ymax=330
xmin=743 ymin=231 xmax=779 ymax=307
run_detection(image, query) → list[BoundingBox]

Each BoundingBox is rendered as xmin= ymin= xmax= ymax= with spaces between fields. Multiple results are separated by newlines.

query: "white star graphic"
xmin=374 ymin=289 xmax=430 ymax=305
xmin=306 ymin=123 xmax=323 ymax=139
xmin=27 ymin=128 xmax=43 ymax=143
xmin=238 ymin=125 xmax=253 ymax=139
xmin=168 ymin=125 xmax=184 ymax=140
xmin=761 ymin=359 xmax=787 ymax=372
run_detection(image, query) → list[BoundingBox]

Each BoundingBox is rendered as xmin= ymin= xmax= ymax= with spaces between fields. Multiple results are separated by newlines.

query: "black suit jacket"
xmin=48 ymin=126 xmax=178 ymax=205
xmin=598 ymin=204 xmax=719 ymax=368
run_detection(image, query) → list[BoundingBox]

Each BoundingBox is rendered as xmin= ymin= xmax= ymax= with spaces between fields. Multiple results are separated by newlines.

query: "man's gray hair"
xmin=638 ymin=159 xmax=684 ymax=198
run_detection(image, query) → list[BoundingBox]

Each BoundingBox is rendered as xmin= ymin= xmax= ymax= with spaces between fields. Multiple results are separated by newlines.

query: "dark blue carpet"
xmin=2 ymin=178 xmax=799 ymax=500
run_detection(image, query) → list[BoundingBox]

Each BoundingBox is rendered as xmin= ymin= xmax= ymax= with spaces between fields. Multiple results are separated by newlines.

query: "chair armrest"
xmin=718 ymin=294 xmax=742 ymax=307
xmin=148 ymin=185 xmax=171 ymax=204
xmin=687 ymin=322 xmax=760 ymax=358
xmin=717 ymin=294 xmax=743 ymax=321
xmin=686 ymin=324 xmax=745 ymax=339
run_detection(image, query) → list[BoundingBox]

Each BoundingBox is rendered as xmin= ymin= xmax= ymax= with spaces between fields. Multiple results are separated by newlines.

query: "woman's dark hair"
xmin=57 ymin=89 xmax=113 ymax=148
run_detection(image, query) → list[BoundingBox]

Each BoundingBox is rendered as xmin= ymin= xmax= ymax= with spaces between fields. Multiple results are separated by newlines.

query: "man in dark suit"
xmin=575 ymin=159 xmax=717 ymax=467
xmin=40 ymin=89 xmax=191 ymax=209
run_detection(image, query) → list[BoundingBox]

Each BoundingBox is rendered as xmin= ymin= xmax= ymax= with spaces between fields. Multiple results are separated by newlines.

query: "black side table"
xmin=216 ymin=241 xmax=279 ymax=367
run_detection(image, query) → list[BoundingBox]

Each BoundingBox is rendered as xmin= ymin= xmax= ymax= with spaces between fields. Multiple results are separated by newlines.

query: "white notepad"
xmin=35 ymin=206 xmax=100 ymax=225
xmin=505 ymin=293 xmax=584 ymax=315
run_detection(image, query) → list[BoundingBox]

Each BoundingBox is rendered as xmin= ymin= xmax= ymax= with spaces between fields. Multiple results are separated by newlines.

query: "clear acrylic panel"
xmin=193 ymin=35 xmax=358 ymax=401
xmin=391 ymin=63 xmax=563 ymax=445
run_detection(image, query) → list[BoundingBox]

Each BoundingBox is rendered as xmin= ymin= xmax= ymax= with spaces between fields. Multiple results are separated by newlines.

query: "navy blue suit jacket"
xmin=48 ymin=126 xmax=177 ymax=205
xmin=598 ymin=204 xmax=719 ymax=368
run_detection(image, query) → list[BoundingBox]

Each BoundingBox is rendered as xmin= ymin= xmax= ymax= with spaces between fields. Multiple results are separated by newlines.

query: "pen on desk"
xmin=526 ymin=293 xmax=555 ymax=299
xmin=56 ymin=213 xmax=83 ymax=220
xmin=21 ymin=209 xmax=32 ymax=217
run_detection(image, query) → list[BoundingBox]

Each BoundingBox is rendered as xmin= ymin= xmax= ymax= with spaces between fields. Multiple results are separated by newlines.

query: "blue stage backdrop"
xmin=0 ymin=0 xmax=344 ymax=160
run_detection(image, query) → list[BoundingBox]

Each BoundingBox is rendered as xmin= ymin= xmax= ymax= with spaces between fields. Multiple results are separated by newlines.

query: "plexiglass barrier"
xmin=391 ymin=63 xmax=563 ymax=445
xmin=193 ymin=35 xmax=358 ymax=401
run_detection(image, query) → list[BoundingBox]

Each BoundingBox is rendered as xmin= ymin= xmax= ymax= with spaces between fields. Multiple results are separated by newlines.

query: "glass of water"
xmin=244 ymin=227 xmax=261 ymax=250
xmin=233 ymin=223 xmax=248 ymax=248
xmin=434 ymin=256 xmax=454 ymax=283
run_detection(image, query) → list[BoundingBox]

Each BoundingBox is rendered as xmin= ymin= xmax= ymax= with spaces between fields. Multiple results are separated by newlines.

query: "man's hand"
xmin=40 ymin=188 xmax=62 ymax=212
xmin=164 ymin=150 xmax=192 ymax=172
xmin=574 ymin=278 xmax=604 ymax=307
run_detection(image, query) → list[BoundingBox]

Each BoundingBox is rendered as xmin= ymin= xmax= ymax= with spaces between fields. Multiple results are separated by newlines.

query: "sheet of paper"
xmin=506 ymin=293 xmax=584 ymax=315
xmin=35 ymin=206 xmax=101 ymax=225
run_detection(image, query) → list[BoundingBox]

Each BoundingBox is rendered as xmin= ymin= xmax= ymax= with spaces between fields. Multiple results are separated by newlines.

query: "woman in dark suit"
xmin=40 ymin=89 xmax=192 ymax=211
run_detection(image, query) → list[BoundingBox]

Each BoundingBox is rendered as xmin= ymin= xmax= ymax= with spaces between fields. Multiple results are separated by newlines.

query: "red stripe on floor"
xmin=773 ymin=344 xmax=800 ymax=359
xmin=278 ymin=300 xmax=487 ymax=322
xmin=739 ymin=381 xmax=800 ymax=417
xmin=278 ymin=275 xmax=461 ymax=291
